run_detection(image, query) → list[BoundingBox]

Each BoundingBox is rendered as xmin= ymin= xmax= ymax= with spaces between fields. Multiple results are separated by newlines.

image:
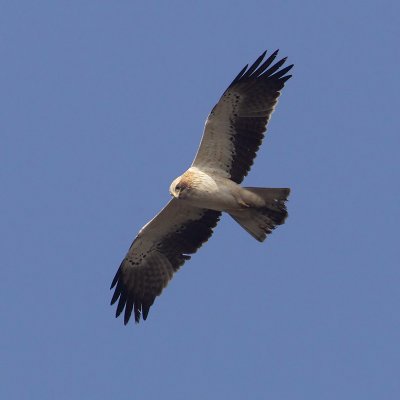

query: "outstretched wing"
xmin=192 ymin=50 xmax=293 ymax=184
xmin=110 ymin=199 xmax=221 ymax=324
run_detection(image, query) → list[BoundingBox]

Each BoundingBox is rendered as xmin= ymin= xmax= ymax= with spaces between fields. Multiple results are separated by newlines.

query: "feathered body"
xmin=170 ymin=167 xmax=264 ymax=211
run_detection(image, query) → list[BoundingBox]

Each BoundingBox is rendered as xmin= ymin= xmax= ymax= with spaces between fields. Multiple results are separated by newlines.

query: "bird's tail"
xmin=229 ymin=187 xmax=290 ymax=242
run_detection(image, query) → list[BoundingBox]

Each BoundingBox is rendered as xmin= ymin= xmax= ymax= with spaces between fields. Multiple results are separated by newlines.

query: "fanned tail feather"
xmin=229 ymin=187 xmax=290 ymax=242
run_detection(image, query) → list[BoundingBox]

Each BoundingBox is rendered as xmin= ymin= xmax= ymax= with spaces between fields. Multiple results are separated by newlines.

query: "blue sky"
xmin=1 ymin=1 xmax=399 ymax=399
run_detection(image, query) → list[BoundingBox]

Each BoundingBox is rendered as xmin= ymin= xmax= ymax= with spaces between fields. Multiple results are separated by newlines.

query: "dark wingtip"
xmin=229 ymin=63 xmax=249 ymax=86
xmin=110 ymin=279 xmax=122 ymax=305
xmin=110 ymin=272 xmax=119 ymax=290
xmin=241 ymin=50 xmax=268 ymax=79
xmin=115 ymin=292 xmax=126 ymax=318
xmin=134 ymin=305 xmax=141 ymax=323
xmin=124 ymin=299 xmax=133 ymax=325
xmin=271 ymin=64 xmax=294 ymax=81
xmin=229 ymin=49 xmax=292 ymax=87
xmin=142 ymin=304 xmax=151 ymax=321
xmin=281 ymin=74 xmax=292 ymax=83
xmin=110 ymin=292 xmax=119 ymax=306
xmin=110 ymin=262 xmax=123 ymax=289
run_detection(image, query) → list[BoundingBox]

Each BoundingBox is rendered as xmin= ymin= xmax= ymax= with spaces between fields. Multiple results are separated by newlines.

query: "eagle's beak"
xmin=169 ymin=188 xmax=180 ymax=198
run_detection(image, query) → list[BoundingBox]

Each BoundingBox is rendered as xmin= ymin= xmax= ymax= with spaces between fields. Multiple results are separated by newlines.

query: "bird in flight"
xmin=111 ymin=50 xmax=293 ymax=324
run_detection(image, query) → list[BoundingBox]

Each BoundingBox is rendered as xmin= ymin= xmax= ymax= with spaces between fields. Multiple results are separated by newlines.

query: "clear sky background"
xmin=1 ymin=1 xmax=399 ymax=399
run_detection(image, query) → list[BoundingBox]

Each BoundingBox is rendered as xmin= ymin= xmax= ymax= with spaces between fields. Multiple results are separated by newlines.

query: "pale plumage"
xmin=111 ymin=50 xmax=293 ymax=324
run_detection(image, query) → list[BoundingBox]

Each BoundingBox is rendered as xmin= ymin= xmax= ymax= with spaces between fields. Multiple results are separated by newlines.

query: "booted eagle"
xmin=111 ymin=50 xmax=293 ymax=324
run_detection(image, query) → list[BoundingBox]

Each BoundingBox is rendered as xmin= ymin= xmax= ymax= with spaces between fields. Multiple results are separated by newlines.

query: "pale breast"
xmin=182 ymin=167 xmax=243 ymax=211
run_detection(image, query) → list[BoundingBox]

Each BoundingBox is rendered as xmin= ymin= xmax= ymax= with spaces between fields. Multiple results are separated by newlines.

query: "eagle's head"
xmin=169 ymin=175 xmax=193 ymax=200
